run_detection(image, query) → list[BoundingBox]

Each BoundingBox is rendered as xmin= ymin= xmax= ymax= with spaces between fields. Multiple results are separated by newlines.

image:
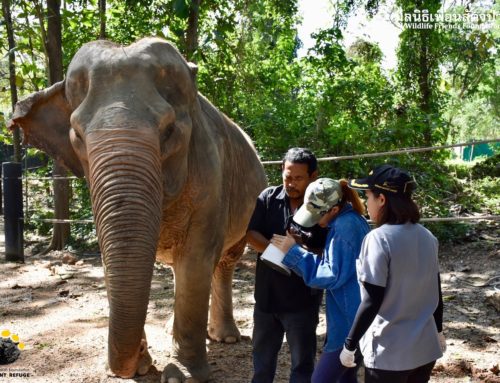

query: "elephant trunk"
xmin=87 ymin=129 xmax=162 ymax=377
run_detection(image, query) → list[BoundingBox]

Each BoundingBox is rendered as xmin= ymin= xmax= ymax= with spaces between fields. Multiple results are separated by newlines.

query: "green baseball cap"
xmin=293 ymin=178 xmax=343 ymax=227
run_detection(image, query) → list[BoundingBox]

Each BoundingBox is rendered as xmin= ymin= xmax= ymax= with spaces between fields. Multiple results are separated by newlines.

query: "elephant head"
xmin=8 ymin=38 xmax=201 ymax=378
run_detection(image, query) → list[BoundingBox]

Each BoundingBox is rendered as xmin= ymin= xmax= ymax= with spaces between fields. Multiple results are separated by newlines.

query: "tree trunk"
xmin=418 ymin=29 xmax=433 ymax=146
xmin=47 ymin=0 xmax=63 ymax=84
xmin=186 ymin=0 xmax=201 ymax=62
xmin=99 ymin=0 xmax=106 ymax=39
xmin=46 ymin=0 xmax=71 ymax=251
xmin=33 ymin=0 xmax=50 ymax=75
xmin=2 ymin=0 xmax=22 ymax=162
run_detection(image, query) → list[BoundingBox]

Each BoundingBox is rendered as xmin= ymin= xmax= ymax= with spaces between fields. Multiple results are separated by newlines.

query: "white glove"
xmin=339 ymin=344 xmax=357 ymax=367
xmin=438 ymin=332 xmax=446 ymax=353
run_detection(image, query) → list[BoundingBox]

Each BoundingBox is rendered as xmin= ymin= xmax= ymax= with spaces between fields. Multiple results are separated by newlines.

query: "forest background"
xmin=0 ymin=0 xmax=498 ymax=250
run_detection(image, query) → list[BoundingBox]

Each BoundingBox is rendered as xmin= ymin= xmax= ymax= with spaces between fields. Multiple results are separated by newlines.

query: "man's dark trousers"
xmin=251 ymin=305 xmax=319 ymax=383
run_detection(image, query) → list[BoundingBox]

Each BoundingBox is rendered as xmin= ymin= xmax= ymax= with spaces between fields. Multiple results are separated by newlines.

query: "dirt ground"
xmin=0 ymin=221 xmax=498 ymax=383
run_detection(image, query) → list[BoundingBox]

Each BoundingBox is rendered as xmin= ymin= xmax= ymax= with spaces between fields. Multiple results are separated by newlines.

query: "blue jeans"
xmin=312 ymin=348 xmax=360 ymax=383
xmin=251 ymin=305 xmax=319 ymax=383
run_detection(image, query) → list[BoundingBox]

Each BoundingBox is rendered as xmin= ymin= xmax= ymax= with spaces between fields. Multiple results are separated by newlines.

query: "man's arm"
xmin=246 ymin=190 xmax=269 ymax=253
xmin=246 ymin=230 xmax=270 ymax=253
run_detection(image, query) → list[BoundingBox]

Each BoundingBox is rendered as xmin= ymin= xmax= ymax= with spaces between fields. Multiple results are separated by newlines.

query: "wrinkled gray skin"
xmin=8 ymin=37 xmax=267 ymax=382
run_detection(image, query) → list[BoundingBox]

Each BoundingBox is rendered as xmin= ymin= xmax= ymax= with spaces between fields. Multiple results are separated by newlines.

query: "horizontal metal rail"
xmin=261 ymin=138 xmax=500 ymax=165
xmin=22 ymin=215 xmax=499 ymax=225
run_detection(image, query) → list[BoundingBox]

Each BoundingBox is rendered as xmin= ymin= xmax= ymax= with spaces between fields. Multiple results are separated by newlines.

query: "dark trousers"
xmin=365 ymin=361 xmax=436 ymax=383
xmin=312 ymin=348 xmax=361 ymax=383
xmin=251 ymin=305 xmax=319 ymax=383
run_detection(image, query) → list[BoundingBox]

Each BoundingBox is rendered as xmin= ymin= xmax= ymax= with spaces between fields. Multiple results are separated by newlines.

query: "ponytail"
xmin=340 ymin=179 xmax=365 ymax=216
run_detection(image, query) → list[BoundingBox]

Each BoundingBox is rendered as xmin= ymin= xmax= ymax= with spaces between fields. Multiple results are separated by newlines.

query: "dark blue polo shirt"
xmin=248 ymin=185 xmax=327 ymax=313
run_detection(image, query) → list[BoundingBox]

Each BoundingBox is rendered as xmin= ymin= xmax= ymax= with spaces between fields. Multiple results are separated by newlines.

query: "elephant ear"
xmin=8 ymin=80 xmax=84 ymax=177
xmin=187 ymin=62 xmax=198 ymax=80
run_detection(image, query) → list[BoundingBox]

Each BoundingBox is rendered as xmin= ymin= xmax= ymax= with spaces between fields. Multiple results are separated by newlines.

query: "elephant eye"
xmin=161 ymin=124 xmax=175 ymax=142
xmin=71 ymin=127 xmax=83 ymax=141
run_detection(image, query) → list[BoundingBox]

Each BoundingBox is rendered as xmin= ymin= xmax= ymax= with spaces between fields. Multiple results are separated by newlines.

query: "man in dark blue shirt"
xmin=247 ymin=148 xmax=327 ymax=383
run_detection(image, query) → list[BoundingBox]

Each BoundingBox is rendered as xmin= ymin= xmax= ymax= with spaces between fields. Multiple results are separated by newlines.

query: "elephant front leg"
xmin=162 ymin=250 xmax=214 ymax=383
xmin=208 ymin=237 xmax=246 ymax=343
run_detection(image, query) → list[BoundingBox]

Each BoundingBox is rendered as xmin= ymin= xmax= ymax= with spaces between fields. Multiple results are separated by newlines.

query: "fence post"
xmin=2 ymin=162 xmax=24 ymax=262
xmin=0 ymin=165 xmax=2 ymax=215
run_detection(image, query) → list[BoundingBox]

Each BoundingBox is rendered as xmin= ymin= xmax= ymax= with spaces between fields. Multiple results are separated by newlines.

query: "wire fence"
xmin=261 ymin=138 xmax=500 ymax=165
xmin=15 ymin=138 xmax=500 ymax=226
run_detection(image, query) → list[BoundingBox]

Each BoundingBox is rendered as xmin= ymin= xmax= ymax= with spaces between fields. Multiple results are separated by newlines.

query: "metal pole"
xmin=3 ymin=162 xmax=24 ymax=262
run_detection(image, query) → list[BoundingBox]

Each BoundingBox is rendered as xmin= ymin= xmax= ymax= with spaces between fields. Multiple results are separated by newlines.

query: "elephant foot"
xmin=208 ymin=320 xmax=241 ymax=343
xmin=105 ymin=339 xmax=153 ymax=378
xmin=161 ymin=359 xmax=211 ymax=383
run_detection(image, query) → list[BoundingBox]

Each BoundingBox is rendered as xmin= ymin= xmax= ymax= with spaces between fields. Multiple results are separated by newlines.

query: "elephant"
xmin=8 ymin=37 xmax=267 ymax=382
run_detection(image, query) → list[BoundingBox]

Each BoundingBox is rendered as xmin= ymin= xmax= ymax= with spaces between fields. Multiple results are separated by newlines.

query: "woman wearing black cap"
xmin=340 ymin=165 xmax=446 ymax=383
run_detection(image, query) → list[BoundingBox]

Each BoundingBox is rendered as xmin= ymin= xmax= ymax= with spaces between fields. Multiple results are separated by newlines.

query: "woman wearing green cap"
xmin=340 ymin=164 xmax=445 ymax=383
xmin=272 ymin=178 xmax=370 ymax=383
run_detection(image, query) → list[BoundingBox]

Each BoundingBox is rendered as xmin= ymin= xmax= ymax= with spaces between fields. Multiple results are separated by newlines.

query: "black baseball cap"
xmin=348 ymin=165 xmax=417 ymax=194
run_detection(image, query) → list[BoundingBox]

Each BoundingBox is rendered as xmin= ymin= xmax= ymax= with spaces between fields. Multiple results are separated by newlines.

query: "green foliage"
xmin=439 ymin=4 xmax=499 ymax=143
xmin=61 ymin=5 xmax=101 ymax=61
xmin=448 ymin=155 xmax=500 ymax=215
xmin=2 ymin=1 xmax=50 ymax=94
xmin=459 ymin=176 xmax=499 ymax=215
xmin=197 ymin=0 xmax=303 ymax=161
xmin=24 ymin=166 xmax=54 ymax=237
xmin=470 ymin=153 xmax=500 ymax=179
xmin=347 ymin=38 xmax=383 ymax=64
xmin=23 ymin=161 xmax=95 ymax=245
xmin=422 ymin=221 xmax=469 ymax=243
xmin=0 ymin=111 xmax=10 ymax=148
xmin=1 ymin=0 xmax=497 ymax=248
xmin=396 ymin=1 xmax=445 ymax=146
xmin=105 ymin=0 xmax=171 ymax=45
xmin=403 ymin=157 xmax=498 ymax=242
